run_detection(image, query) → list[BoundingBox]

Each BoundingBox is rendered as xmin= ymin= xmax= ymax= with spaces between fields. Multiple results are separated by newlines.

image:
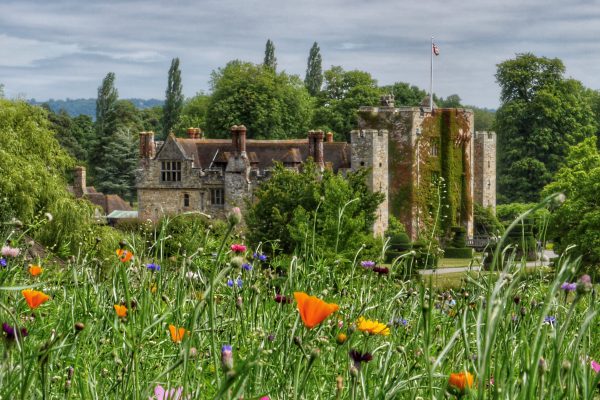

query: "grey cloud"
xmin=1 ymin=0 xmax=599 ymax=108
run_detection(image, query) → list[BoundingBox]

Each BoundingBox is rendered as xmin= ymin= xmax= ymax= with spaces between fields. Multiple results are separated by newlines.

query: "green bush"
xmin=474 ymin=203 xmax=503 ymax=235
xmin=443 ymin=247 xmax=473 ymax=259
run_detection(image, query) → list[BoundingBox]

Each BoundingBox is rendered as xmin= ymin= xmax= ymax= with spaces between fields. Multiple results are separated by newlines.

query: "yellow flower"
xmin=336 ymin=333 xmax=348 ymax=344
xmin=357 ymin=316 xmax=390 ymax=336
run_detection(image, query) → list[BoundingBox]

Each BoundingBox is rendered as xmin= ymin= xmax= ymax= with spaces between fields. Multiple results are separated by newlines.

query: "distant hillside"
xmin=27 ymin=98 xmax=164 ymax=119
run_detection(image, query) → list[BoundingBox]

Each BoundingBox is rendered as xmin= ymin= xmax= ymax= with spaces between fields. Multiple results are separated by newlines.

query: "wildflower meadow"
xmin=1 ymin=198 xmax=600 ymax=399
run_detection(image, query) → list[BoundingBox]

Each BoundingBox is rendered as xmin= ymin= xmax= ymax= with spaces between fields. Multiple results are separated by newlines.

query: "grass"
xmin=1 ymin=196 xmax=599 ymax=399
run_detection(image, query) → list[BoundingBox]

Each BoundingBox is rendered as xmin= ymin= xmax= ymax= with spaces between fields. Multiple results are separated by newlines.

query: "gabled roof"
xmin=173 ymin=138 xmax=351 ymax=171
xmin=156 ymin=134 xmax=192 ymax=161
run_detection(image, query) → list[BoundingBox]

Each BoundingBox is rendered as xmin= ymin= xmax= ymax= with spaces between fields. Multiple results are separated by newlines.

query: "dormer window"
xmin=161 ymin=161 xmax=181 ymax=182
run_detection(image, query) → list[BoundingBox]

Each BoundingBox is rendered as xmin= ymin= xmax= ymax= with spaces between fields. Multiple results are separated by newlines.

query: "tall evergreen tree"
xmin=95 ymin=73 xmax=118 ymax=138
xmin=304 ymin=42 xmax=323 ymax=96
xmin=92 ymin=73 xmax=118 ymax=168
xmin=162 ymin=57 xmax=184 ymax=137
xmin=263 ymin=39 xmax=277 ymax=71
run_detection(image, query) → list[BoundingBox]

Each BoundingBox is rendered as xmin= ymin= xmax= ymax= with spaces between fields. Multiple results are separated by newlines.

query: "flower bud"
xmin=230 ymin=256 xmax=244 ymax=269
xmin=74 ymin=322 xmax=85 ymax=332
xmin=577 ymin=274 xmax=592 ymax=295
xmin=227 ymin=207 xmax=242 ymax=226
xmin=221 ymin=345 xmax=234 ymax=372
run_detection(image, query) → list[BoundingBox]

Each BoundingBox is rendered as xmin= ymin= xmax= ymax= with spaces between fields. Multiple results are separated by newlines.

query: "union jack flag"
xmin=432 ymin=42 xmax=440 ymax=56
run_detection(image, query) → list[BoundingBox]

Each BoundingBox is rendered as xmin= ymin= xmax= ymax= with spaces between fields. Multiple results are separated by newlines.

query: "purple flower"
xmin=544 ymin=316 xmax=556 ymax=326
xmin=221 ymin=344 xmax=234 ymax=371
xmin=1 ymin=246 xmax=20 ymax=258
xmin=253 ymin=252 xmax=268 ymax=262
xmin=373 ymin=266 xmax=389 ymax=275
xmin=577 ymin=274 xmax=593 ymax=294
xmin=391 ymin=318 xmax=408 ymax=327
xmin=361 ymin=260 xmax=376 ymax=269
xmin=274 ymin=294 xmax=292 ymax=304
xmin=146 ymin=263 xmax=161 ymax=272
xmin=591 ymin=360 xmax=600 ymax=374
xmin=2 ymin=322 xmax=28 ymax=340
xmin=227 ymin=278 xmax=242 ymax=288
xmin=0 ymin=258 xmax=6 ymax=267
xmin=349 ymin=349 xmax=373 ymax=369
xmin=242 ymin=263 xmax=253 ymax=271
xmin=560 ymin=282 xmax=576 ymax=291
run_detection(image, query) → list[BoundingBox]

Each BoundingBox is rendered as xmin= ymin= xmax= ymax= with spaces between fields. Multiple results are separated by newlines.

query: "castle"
xmin=136 ymin=96 xmax=496 ymax=240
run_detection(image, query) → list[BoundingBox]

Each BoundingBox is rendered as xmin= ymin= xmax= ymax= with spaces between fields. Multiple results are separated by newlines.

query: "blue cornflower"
xmin=361 ymin=260 xmax=376 ymax=269
xmin=227 ymin=278 xmax=242 ymax=288
xmin=560 ymin=282 xmax=577 ymax=292
xmin=544 ymin=316 xmax=556 ymax=326
xmin=221 ymin=344 xmax=233 ymax=371
xmin=253 ymin=252 xmax=267 ymax=262
xmin=146 ymin=263 xmax=161 ymax=272
xmin=242 ymin=263 xmax=253 ymax=271
xmin=0 ymin=258 xmax=6 ymax=268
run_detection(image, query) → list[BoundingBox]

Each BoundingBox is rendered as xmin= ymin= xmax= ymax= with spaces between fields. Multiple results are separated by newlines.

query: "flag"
xmin=432 ymin=42 xmax=440 ymax=56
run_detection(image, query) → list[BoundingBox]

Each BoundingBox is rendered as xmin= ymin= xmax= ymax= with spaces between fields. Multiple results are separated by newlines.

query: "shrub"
xmin=443 ymin=247 xmax=474 ymax=259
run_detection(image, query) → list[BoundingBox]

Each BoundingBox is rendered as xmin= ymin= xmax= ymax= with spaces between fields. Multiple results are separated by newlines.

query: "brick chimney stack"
xmin=231 ymin=125 xmax=247 ymax=155
xmin=73 ymin=166 xmax=87 ymax=198
xmin=325 ymin=131 xmax=334 ymax=143
xmin=237 ymin=125 xmax=247 ymax=155
xmin=139 ymin=131 xmax=156 ymax=159
xmin=307 ymin=130 xmax=315 ymax=160
xmin=313 ymin=130 xmax=324 ymax=167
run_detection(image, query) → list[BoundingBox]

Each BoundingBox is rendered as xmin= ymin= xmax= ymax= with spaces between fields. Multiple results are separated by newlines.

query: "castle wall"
xmin=350 ymin=128 xmax=389 ymax=237
xmin=474 ymin=131 xmax=497 ymax=213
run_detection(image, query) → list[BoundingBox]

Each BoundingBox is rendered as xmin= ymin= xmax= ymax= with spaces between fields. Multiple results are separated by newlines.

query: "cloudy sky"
xmin=1 ymin=0 xmax=599 ymax=108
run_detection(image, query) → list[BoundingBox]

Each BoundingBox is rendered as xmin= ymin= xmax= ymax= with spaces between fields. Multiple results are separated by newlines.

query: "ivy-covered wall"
xmin=357 ymin=106 xmax=474 ymax=240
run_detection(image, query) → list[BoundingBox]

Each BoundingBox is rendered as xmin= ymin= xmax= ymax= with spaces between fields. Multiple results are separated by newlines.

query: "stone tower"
xmin=473 ymin=131 xmax=497 ymax=213
xmin=357 ymin=96 xmax=475 ymax=240
xmin=224 ymin=125 xmax=252 ymax=212
xmin=350 ymin=128 xmax=389 ymax=237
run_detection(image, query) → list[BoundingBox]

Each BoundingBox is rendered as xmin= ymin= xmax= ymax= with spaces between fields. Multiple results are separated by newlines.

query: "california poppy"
xmin=114 ymin=304 xmax=127 ymax=318
xmin=448 ymin=371 xmax=474 ymax=393
xmin=29 ymin=265 xmax=43 ymax=276
xmin=357 ymin=316 xmax=390 ymax=336
xmin=22 ymin=289 xmax=50 ymax=309
xmin=169 ymin=324 xmax=186 ymax=343
xmin=116 ymin=248 xmax=133 ymax=263
xmin=293 ymin=292 xmax=339 ymax=329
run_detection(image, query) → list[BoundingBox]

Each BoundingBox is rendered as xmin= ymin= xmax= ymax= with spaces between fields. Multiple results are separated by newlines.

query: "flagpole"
xmin=430 ymin=36 xmax=433 ymax=112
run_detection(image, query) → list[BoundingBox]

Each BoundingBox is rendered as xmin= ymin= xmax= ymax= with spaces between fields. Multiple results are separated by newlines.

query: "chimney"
xmin=314 ymin=130 xmax=324 ymax=167
xmin=237 ymin=125 xmax=247 ymax=155
xmin=325 ymin=131 xmax=334 ymax=143
xmin=231 ymin=125 xmax=239 ymax=153
xmin=139 ymin=131 xmax=155 ymax=159
xmin=73 ymin=166 xmax=87 ymax=198
xmin=307 ymin=130 xmax=315 ymax=161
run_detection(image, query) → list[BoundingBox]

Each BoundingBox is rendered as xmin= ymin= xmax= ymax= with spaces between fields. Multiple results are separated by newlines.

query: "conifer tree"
xmin=162 ymin=57 xmax=184 ymax=137
xmin=304 ymin=42 xmax=323 ymax=96
xmin=263 ymin=39 xmax=277 ymax=71
xmin=92 ymin=72 xmax=118 ymax=168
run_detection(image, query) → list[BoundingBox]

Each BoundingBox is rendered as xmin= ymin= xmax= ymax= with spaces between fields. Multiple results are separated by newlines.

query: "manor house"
xmin=136 ymin=96 xmax=496 ymax=240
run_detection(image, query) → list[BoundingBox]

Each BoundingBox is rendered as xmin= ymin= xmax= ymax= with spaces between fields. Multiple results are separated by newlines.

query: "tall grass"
xmin=1 ymin=195 xmax=598 ymax=399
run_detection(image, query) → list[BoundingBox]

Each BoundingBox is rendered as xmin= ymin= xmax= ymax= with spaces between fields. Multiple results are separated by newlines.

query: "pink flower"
xmin=151 ymin=385 xmax=188 ymax=400
xmin=230 ymin=244 xmax=247 ymax=253
xmin=260 ymin=397 xmax=270 ymax=400
xmin=591 ymin=360 xmax=600 ymax=373
xmin=1 ymin=246 xmax=20 ymax=258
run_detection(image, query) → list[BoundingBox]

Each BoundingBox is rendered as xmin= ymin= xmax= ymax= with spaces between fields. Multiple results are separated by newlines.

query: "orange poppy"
xmin=357 ymin=316 xmax=390 ymax=336
xmin=293 ymin=292 xmax=339 ymax=329
xmin=114 ymin=304 xmax=127 ymax=318
xmin=448 ymin=371 xmax=474 ymax=393
xmin=116 ymin=249 xmax=133 ymax=262
xmin=169 ymin=324 xmax=186 ymax=343
xmin=29 ymin=265 xmax=43 ymax=276
xmin=22 ymin=289 xmax=50 ymax=309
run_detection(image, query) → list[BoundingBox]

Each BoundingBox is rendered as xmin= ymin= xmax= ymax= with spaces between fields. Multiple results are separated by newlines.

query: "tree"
xmin=312 ymin=66 xmax=381 ymax=140
xmin=94 ymin=128 xmax=139 ymax=201
xmin=380 ymin=82 xmax=426 ymax=107
xmin=304 ymin=42 xmax=323 ymax=96
xmin=471 ymin=107 xmax=495 ymax=132
xmin=542 ymin=137 xmax=600 ymax=264
xmin=0 ymin=99 xmax=74 ymax=221
xmin=139 ymin=106 xmax=163 ymax=134
xmin=0 ymin=83 xmax=4 ymax=98
xmin=495 ymin=54 xmax=597 ymax=203
xmin=205 ymin=60 xmax=313 ymax=139
xmin=263 ymin=39 xmax=277 ymax=71
xmin=174 ymin=92 xmax=210 ymax=134
xmin=245 ymin=160 xmax=384 ymax=256
xmin=162 ymin=58 xmax=184 ymax=138
xmin=45 ymin=107 xmax=89 ymax=162
xmin=95 ymin=73 xmax=119 ymax=140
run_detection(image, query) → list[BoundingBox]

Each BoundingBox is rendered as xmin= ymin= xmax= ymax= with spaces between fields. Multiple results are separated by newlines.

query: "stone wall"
xmin=350 ymin=128 xmax=389 ymax=237
xmin=474 ymin=131 xmax=497 ymax=213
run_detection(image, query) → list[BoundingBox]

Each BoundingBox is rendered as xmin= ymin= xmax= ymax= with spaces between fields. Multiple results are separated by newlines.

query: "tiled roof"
xmin=176 ymin=138 xmax=351 ymax=171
